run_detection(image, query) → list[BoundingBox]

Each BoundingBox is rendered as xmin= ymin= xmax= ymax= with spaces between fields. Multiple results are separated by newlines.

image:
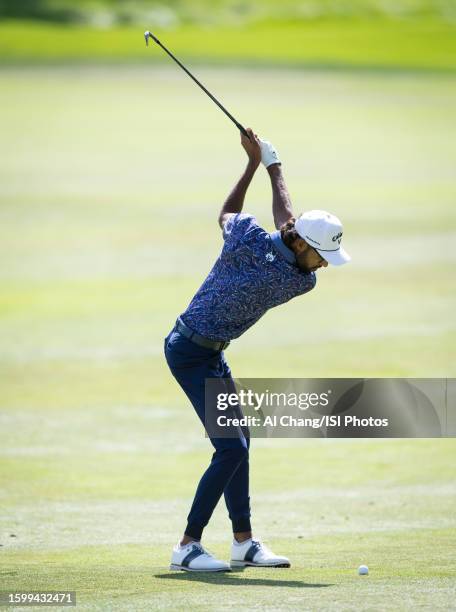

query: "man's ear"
xmin=290 ymin=238 xmax=308 ymax=255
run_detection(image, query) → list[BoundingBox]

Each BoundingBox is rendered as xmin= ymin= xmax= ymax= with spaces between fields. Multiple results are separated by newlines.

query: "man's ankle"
xmin=234 ymin=531 xmax=252 ymax=543
xmin=180 ymin=535 xmax=199 ymax=547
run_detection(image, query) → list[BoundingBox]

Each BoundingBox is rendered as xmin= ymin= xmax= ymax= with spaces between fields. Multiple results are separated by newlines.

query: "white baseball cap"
xmin=294 ymin=210 xmax=351 ymax=266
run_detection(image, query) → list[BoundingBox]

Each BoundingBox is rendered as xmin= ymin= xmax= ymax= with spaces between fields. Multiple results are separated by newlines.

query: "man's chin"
xmin=298 ymin=264 xmax=313 ymax=273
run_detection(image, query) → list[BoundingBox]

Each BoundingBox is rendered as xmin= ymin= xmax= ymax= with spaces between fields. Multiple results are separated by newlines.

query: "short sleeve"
xmin=222 ymin=213 xmax=259 ymax=244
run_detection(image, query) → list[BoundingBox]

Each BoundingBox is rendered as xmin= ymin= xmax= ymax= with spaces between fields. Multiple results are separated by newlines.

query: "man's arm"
xmin=218 ymin=128 xmax=262 ymax=229
xmin=267 ymin=164 xmax=294 ymax=230
xmin=258 ymin=139 xmax=294 ymax=230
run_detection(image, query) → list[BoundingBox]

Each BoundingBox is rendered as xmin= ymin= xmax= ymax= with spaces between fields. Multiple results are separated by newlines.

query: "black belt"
xmin=176 ymin=318 xmax=230 ymax=352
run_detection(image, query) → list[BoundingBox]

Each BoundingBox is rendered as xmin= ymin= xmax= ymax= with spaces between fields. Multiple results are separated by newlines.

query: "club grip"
xmin=237 ymin=124 xmax=251 ymax=139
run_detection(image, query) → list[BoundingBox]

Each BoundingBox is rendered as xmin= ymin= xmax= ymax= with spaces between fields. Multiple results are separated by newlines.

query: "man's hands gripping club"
xmin=259 ymin=139 xmax=281 ymax=168
xmin=241 ymin=128 xmax=262 ymax=168
xmin=240 ymin=129 xmax=281 ymax=169
xmin=219 ymin=128 xmax=292 ymax=231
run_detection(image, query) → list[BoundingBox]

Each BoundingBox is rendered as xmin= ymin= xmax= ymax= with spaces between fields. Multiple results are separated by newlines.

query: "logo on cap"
xmin=294 ymin=210 xmax=351 ymax=266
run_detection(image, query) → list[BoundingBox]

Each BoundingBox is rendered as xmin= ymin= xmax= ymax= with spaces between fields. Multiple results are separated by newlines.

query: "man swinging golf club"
xmin=164 ymin=129 xmax=351 ymax=572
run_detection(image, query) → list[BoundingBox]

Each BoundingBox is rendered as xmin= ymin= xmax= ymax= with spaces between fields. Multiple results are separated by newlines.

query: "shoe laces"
xmin=186 ymin=541 xmax=213 ymax=558
xmin=252 ymin=539 xmax=272 ymax=556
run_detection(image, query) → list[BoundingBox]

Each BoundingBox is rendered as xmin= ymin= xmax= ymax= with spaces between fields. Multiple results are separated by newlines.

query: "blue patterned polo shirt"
xmin=180 ymin=213 xmax=316 ymax=341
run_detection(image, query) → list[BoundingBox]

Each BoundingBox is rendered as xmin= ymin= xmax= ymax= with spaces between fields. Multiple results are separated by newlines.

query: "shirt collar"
xmin=270 ymin=230 xmax=297 ymax=265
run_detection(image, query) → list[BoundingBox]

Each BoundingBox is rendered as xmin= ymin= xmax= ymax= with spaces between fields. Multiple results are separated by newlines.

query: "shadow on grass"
xmin=155 ymin=569 xmax=332 ymax=588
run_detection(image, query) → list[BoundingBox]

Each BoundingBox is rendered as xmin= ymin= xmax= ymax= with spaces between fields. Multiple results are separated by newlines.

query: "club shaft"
xmin=149 ymin=34 xmax=249 ymax=138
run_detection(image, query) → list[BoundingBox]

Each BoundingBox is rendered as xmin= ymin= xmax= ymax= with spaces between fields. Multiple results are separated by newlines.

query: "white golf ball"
xmin=358 ymin=565 xmax=369 ymax=575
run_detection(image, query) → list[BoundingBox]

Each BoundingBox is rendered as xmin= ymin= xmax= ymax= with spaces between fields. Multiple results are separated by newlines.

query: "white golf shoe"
xmin=170 ymin=541 xmax=231 ymax=572
xmin=230 ymin=538 xmax=290 ymax=568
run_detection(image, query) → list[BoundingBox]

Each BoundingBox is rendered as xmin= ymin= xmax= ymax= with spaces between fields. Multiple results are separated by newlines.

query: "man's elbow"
xmin=274 ymin=213 xmax=293 ymax=231
xmin=218 ymin=211 xmax=228 ymax=230
xmin=219 ymin=211 xmax=236 ymax=230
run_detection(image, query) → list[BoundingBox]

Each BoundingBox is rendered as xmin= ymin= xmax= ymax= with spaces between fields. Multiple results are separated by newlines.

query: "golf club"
xmin=144 ymin=30 xmax=250 ymax=139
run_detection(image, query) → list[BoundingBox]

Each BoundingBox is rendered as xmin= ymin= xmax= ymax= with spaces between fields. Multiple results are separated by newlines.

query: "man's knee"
xmin=214 ymin=443 xmax=248 ymax=466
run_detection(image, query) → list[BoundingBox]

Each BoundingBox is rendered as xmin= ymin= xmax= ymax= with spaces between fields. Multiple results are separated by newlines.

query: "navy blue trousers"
xmin=164 ymin=327 xmax=251 ymax=540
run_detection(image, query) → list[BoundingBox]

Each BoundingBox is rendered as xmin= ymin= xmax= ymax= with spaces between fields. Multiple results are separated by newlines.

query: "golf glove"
xmin=259 ymin=139 xmax=281 ymax=168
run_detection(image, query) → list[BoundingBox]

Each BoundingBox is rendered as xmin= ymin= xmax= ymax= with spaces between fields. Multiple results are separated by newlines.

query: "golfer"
xmin=165 ymin=128 xmax=350 ymax=572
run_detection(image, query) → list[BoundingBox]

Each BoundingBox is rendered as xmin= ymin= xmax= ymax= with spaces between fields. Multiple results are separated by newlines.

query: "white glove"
xmin=259 ymin=139 xmax=281 ymax=168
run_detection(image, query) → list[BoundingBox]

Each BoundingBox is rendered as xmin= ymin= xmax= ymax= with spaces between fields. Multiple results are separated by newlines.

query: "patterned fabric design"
xmin=180 ymin=213 xmax=316 ymax=341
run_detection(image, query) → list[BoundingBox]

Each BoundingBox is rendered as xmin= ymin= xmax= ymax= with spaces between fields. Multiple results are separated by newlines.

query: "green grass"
xmin=1 ymin=65 xmax=455 ymax=377
xmin=1 ymin=66 xmax=456 ymax=609
xmin=2 ymin=437 xmax=456 ymax=609
xmin=0 ymin=18 xmax=456 ymax=70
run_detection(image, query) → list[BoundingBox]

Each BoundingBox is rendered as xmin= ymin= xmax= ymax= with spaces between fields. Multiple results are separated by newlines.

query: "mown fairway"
xmin=1 ymin=66 xmax=455 ymax=609
xmin=1 ymin=19 xmax=455 ymax=70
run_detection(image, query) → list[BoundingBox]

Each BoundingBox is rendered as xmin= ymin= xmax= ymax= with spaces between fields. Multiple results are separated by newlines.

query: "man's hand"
xmin=241 ymin=128 xmax=261 ymax=167
xmin=218 ymin=128 xmax=260 ymax=229
xmin=259 ymin=139 xmax=281 ymax=168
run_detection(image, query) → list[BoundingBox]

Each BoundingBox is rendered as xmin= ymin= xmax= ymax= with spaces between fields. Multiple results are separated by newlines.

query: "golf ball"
xmin=358 ymin=565 xmax=369 ymax=575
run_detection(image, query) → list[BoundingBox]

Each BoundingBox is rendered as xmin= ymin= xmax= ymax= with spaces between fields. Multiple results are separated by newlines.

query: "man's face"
xmin=293 ymin=240 xmax=329 ymax=273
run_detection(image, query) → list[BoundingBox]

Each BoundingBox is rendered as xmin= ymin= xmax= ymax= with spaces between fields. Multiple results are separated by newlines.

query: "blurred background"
xmin=1 ymin=2 xmax=455 ymax=608
xmin=1 ymin=0 xmax=455 ymax=378
xmin=1 ymin=0 xmax=456 ymax=68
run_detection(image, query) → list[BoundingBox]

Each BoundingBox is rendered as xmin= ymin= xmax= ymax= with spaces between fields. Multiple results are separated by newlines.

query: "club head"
xmin=144 ymin=31 xmax=159 ymax=46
